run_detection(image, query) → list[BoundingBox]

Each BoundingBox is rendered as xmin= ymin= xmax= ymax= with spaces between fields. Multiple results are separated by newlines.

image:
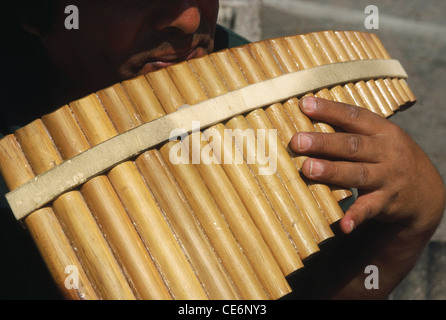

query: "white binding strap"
xmin=6 ymin=59 xmax=408 ymax=220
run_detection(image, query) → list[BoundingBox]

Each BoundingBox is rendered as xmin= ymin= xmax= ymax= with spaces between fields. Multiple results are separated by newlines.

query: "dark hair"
xmin=2 ymin=0 xmax=57 ymax=52
xmin=2 ymin=0 xmax=57 ymax=31
xmin=0 ymin=1 xmax=58 ymax=132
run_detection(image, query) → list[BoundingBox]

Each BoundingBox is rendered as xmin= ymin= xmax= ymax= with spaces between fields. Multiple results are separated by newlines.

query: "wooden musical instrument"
xmin=0 ymin=31 xmax=415 ymax=300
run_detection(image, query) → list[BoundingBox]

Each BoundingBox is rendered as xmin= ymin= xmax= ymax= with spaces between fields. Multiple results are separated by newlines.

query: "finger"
xmin=290 ymin=132 xmax=382 ymax=163
xmin=301 ymin=158 xmax=383 ymax=189
xmin=340 ymin=191 xmax=387 ymax=234
xmin=300 ymin=96 xmax=387 ymax=135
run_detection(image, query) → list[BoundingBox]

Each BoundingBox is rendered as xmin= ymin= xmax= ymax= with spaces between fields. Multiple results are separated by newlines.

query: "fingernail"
xmin=309 ymin=160 xmax=324 ymax=177
xmin=297 ymin=133 xmax=312 ymax=150
xmin=349 ymin=220 xmax=355 ymax=232
xmin=302 ymin=97 xmax=317 ymax=112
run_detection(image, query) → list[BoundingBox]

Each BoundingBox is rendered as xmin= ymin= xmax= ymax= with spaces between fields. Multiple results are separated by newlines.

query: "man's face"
xmin=37 ymin=0 xmax=219 ymax=94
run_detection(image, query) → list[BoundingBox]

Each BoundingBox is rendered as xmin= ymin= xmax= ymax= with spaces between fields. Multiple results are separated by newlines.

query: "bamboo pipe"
xmin=188 ymin=54 xmax=314 ymax=264
xmin=97 ymin=81 xmax=240 ymax=300
xmin=0 ymin=135 xmax=97 ymax=300
xmin=366 ymin=32 xmax=409 ymax=110
xmin=285 ymin=33 xmax=389 ymax=202
xmin=282 ymin=35 xmax=338 ymax=133
xmin=42 ymin=106 xmax=173 ymax=300
xmin=367 ymin=33 xmax=417 ymax=107
xmin=297 ymin=34 xmax=355 ymax=106
xmin=145 ymin=69 xmax=269 ymax=300
xmin=14 ymin=121 xmax=136 ymax=300
xmin=221 ymin=117 xmax=319 ymax=260
xmin=69 ymin=94 xmax=207 ymax=300
xmin=266 ymin=37 xmax=333 ymax=128
xmin=166 ymin=60 xmax=291 ymax=299
xmin=311 ymin=32 xmax=368 ymax=108
xmin=136 ymin=151 xmax=240 ymax=300
xmin=320 ymin=30 xmax=397 ymax=114
xmin=246 ymin=39 xmax=346 ymax=225
xmin=258 ymin=36 xmax=353 ymax=206
xmin=353 ymin=32 xmax=400 ymax=112
xmin=229 ymin=45 xmax=337 ymax=239
xmin=209 ymin=49 xmax=322 ymax=258
xmin=340 ymin=31 xmax=394 ymax=117
xmin=321 ymin=29 xmax=373 ymax=111
xmin=305 ymin=31 xmax=392 ymax=123
xmin=186 ymin=130 xmax=290 ymax=299
xmin=330 ymin=31 xmax=385 ymax=116
xmin=310 ymin=32 xmax=360 ymax=106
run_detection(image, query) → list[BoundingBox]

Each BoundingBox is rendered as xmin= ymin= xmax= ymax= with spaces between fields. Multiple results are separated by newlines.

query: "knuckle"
xmin=347 ymin=104 xmax=361 ymax=122
xmin=356 ymin=163 xmax=369 ymax=187
xmin=346 ymin=135 xmax=361 ymax=156
xmin=319 ymin=134 xmax=329 ymax=151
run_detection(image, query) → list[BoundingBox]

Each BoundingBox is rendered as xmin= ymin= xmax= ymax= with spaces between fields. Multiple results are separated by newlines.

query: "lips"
xmin=139 ymin=46 xmax=202 ymax=74
xmin=158 ymin=47 xmax=198 ymax=62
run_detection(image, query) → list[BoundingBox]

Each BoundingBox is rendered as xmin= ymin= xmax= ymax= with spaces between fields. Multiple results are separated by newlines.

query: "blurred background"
xmin=218 ymin=0 xmax=446 ymax=300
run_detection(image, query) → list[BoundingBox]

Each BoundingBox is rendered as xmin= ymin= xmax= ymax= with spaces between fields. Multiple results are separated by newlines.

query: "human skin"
xmin=24 ymin=0 xmax=445 ymax=299
xmin=29 ymin=0 xmax=219 ymax=105
xmin=289 ymin=97 xmax=445 ymax=298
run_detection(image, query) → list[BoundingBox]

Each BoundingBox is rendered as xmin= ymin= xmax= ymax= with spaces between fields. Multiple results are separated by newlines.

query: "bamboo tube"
xmin=161 ymin=141 xmax=269 ymax=300
xmin=14 ymin=121 xmax=135 ymax=300
xmin=0 ymin=135 xmax=97 ymax=300
xmin=266 ymin=37 xmax=336 ymax=128
xmin=341 ymin=31 xmax=394 ymax=117
xmin=247 ymin=40 xmax=346 ymax=225
xmin=265 ymin=37 xmax=353 ymax=207
xmin=221 ymin=117 xmax=319 ymax=260
xmin=266 ymin=36 xmax=342 ymax=138
xmin=166 ymin=61 xmax=291 ymax=299
xmin=313 ymin=31 xmax=379 ymax=202
xmin=189 ymin=55 xmax=314 ymax=264
xmin=121 ymin=75 xmax=166 ymax=121
xmin=230 ymin=45 xmax=336 ymax=240
xmin=42 ymin=106 xmax=173 ymax=300
xmin=146 ymin=69 xmax=269 ymax=300
xmin=97 ymin=82 xmax=240 ymax=300
xmin=135 ymin=151 xmax=240 ymax=300
xmin=299 ymin=33 xmax=355 ymax=105
xmin=0 ymin=32 xmax=416 ymax=302
xmin=209 ymin=50 xmax=322 ymax=259
xmin=354 ymin=32 xmax=400 ymax=112
xmin=310 ymin=32 xmax=363 ymax=108
xmin=303 ymin=32 xmax=380 ymax=129
xmin=69 ymin=94 xmax=207 ymax=300
xmin=363 ymin=31 xmax=417 ymax=109
xmin=186 ymin=131 xmax=290 ymax=299
xmin=282 ymin=35 xmax=337 ymax=133
xmin=333 ymin=31 xmax=385 ymax=116
xmin=314 ymin=31 xmax=368 ymax=108
xmin=218 ymin=41 xmax=342 ymax=228
xmin=267 ymin=36 xmax=353 ymax=204
xmin=368 ymin=33 xmax=416 ymax=107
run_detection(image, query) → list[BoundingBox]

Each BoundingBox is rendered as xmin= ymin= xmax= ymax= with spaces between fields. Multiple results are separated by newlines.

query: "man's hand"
xmin=288 ymin=97 xmax=445 ymax=299
xmin=290 ymin=97 xmax=445 ymax=237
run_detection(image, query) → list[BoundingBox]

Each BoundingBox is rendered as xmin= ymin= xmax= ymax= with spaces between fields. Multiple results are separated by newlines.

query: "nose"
xmin=155 ymin=1 xmax=201 ymax=34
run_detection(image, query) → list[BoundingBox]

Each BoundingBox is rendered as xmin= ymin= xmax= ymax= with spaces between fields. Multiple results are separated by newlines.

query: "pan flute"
xmin=0 ymin=31 xmax=415 ymax=300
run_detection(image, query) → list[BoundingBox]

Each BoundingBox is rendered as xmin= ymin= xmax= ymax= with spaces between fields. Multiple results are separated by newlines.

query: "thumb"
xmin=340 ymin=191 xmax=386 ymax=234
